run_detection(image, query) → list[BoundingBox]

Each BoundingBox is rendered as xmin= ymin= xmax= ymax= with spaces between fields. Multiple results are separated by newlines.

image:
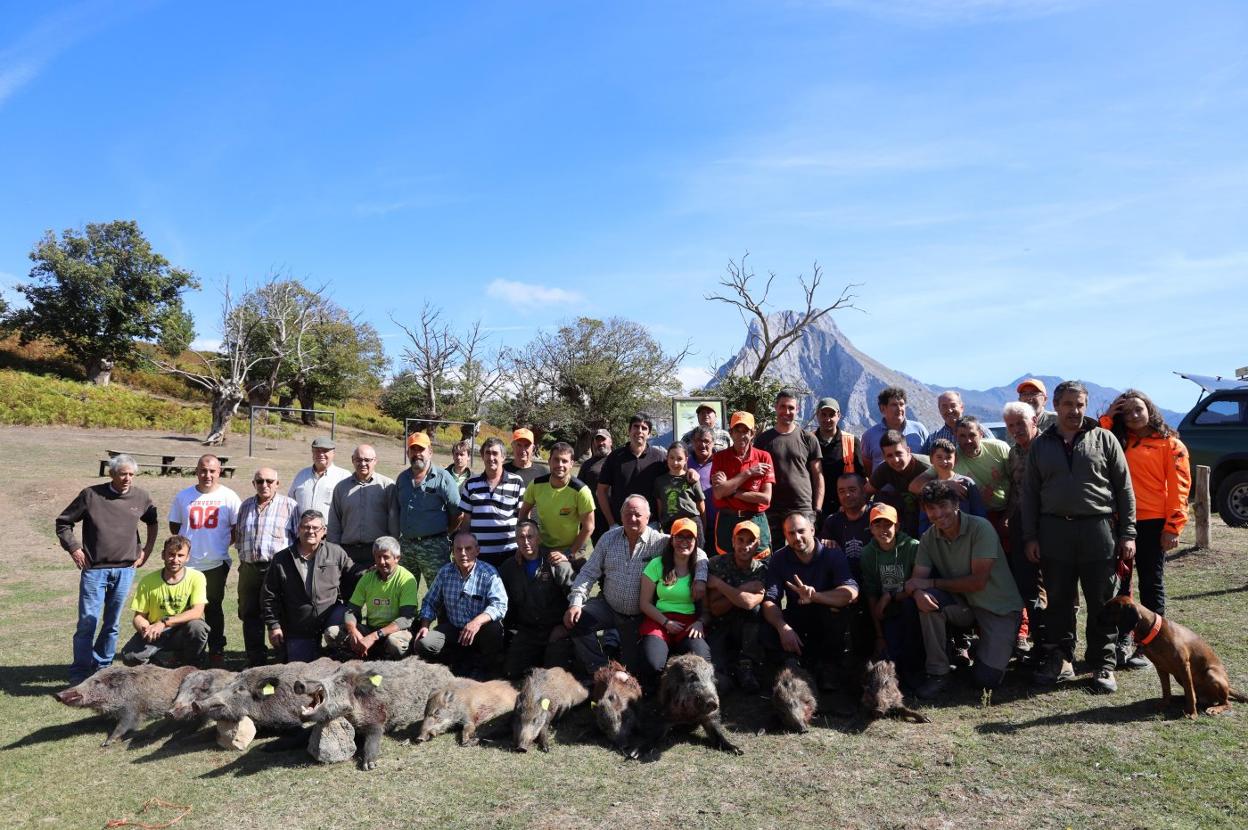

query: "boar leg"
xmin=459 ymin=718 xmax=480 ymax=747
xmin=103 ymin=710 xmax=140 ymax=747
xmin=537 ymin=724 xmax=552 ymax=753
xmin=702 ymin=716 xmax=744 ymax=756
xmin=359 ymin=725 xmax=384 ymax=771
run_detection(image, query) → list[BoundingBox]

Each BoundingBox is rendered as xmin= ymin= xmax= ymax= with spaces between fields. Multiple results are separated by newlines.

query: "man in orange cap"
xmin=504 ymin=427 xmax=549 ymax=491
xmin=704 ymin=519 xmax=769 ymax=692
xmin=394 ymin=432 xmax=463 ymax=593
xmin=858 ymin=503 xmax=923 ymax=687
xmin=1015 ymin=378 xmax=1057 ymax=436
xmin=710 ymin=411 xmax=775 ymax=557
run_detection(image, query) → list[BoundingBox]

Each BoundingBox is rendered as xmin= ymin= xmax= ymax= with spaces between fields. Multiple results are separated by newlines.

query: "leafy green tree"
xmin=696 ymin=374 xmax=788 ymax=431
xmin=9 ymin=220 xmax=198 ymax=385
xmin=283 ymin=317 xmax=388 ymax=422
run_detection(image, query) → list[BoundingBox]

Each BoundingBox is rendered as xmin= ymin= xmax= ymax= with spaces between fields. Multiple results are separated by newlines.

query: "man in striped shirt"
xmin=234 ymin=467 xmax=299 ymax=666
xmin=459 ymin=437 xmax=525 ymax=569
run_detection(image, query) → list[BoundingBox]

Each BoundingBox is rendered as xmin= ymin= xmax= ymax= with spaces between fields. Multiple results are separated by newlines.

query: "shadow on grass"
xmin=1 ymin=664 xmax=74 ymax=697
xmin=975 ymin=698 xmax=1159 ymax=734
xmin=128 ymin=724 xmax=225 ymax=763
xmin=198 ymin=736 xmax=314 ymax=778
xmin=1170 ymin=583 xmax=1248 ymax=602
xmin=3 ymin=713 xmax=110 ymax=749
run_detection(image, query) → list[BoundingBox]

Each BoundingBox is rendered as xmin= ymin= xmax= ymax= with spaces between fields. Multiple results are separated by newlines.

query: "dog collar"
xmin=1138 ymin=613 xmax=1164 ymax=647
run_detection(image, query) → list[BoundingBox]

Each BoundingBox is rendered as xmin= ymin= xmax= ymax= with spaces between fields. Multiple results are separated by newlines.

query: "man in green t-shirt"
xmin=858 ymin=504 xmax=923 ymax=686
xmin=518 ymin=442 xmax=595 ymax=563
xmin=905 ymin=481 xmax=1022 ymax=700
xmin=334 ymin=537 xmax=420 ymax=659
xmin=120 ymin=535 xmax=209 ymax=668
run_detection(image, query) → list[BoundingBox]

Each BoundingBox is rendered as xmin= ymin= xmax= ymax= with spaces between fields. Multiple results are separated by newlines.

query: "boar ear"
xmin=254 ymin=676 xmax=281 ymax=697
xmin=353 ymin=672 xmax=384 ymax=695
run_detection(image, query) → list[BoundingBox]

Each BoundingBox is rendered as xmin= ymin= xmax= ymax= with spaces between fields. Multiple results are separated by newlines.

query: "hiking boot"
xmin=1014 ymin=634 xmax=1033 ymax=655
xmin=1091 ymin=668 xmax=1118 ymax=694
xmin=917 ymin=673 xmax=952 ymax=701
xmin=1116 ymin=636 xmax=1149 ymax=670
xmin=1033 ymin=650 xmax=1075 ymax=686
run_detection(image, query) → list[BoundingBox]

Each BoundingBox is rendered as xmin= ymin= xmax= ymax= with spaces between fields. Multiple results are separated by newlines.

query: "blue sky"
xmin=2 ymin=0 xmax=1245 ymax=412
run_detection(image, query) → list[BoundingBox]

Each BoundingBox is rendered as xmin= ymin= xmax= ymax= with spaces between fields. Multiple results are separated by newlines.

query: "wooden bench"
xmin=99 ymin=450 xmax=236 ymax=478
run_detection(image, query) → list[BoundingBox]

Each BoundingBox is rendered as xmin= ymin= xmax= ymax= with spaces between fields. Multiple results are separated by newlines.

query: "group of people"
xmin=57 ymin=376 xmax=1191 ymax=703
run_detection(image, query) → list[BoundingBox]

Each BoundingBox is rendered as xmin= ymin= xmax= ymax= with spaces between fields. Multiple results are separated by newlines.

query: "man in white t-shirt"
xmin=169 ymin=454 xmax=242 ymax=666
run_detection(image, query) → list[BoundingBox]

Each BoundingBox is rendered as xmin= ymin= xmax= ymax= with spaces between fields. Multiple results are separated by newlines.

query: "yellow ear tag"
xmin=369 ymin=674 xmax=383 ymax=687
xmin=261 ymin=683 xmax=275 ymax=696
xmin=590 ymin=701 xmax=597 ymax=708
xmin=540 ymin=698 xmax=551 ymax=711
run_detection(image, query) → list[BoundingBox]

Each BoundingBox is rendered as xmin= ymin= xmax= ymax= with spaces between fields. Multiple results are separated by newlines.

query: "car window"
xmin=1193 ymin=398 xmax=1245 ymax=425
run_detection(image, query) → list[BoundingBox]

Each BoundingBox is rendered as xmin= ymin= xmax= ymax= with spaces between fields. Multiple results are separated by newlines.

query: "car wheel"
xmin=1216 ymin=470 xmax=1248 ymax=528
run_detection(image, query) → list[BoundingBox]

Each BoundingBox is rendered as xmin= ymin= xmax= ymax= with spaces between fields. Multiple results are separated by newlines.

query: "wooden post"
xmin=1193 ymin=465 xmax=1211 ymax=549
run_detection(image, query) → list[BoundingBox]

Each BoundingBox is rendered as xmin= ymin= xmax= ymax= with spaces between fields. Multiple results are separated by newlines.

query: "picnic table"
xmin=98 ymin=450 xmax=236 ymax=478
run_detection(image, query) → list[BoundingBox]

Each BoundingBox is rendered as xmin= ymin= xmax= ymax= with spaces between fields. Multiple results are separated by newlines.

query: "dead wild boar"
xmin=192 ymin=657 xmax=340 ymax=730
xmin=590 ymin=660 xmax=644 ymax=759
xmin=772 ymin=666 xmax=818 ymax=733
xmin=53 ymin=664 xmax=197 ymax=746
xmin=295 ymin=657 xmax=454 ymax=770
xmin=416 ymin=678 xmax=519 ymax=746
xmin=862 ymin=659 xmax=929 ymax=724
xmin=167 ymin=668 xmax=234 ymax=721
xmin=514 ymin=667 xmax=589 ymax=753
xmin=658 ymin=654 xmax=743 ymax=755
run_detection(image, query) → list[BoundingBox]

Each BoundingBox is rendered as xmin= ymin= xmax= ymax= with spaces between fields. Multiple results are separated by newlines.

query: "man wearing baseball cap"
xmin=504 ymin=427 xmax=549 ymax=490
xmin=710 ymin=411 xmax=775 ymax=557
xmin=680 ymin=402 xmax=730 ymax=454
xmin=858 ymin=503 xmax=923 ymax=687
xmin=288 ymin=436 xmax=351 ymax=519
xmin=704 ymin=519 xmax=770 ymax=692
xmin=393 ymin=432 xmax=463 ymax=593
xmin=813 ymin=396 xmax=860 ymax=526
xmin=578 ymin=428 xmax=613 ymax=544
xmin=1014 ymin=378 xmax=1057 ymax=438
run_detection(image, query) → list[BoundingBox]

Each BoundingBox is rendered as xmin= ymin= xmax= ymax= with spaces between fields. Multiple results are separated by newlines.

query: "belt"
xmin=402 ymin=531 xmax=448 ymax=541
xmin=1042 ymin=513 xmax=1110 ymax=521
xmin=718 ymin=509 xmax=762 ymax=518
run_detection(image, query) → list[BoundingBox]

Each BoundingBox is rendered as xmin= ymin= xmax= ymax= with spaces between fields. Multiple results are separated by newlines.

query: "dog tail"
xmin=1228 ymin=687 xmax=1248 ymax=703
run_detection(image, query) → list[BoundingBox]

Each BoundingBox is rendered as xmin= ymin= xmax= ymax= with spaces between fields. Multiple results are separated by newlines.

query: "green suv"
xmin=1176 ymin=374 xmax=1248 ymax=527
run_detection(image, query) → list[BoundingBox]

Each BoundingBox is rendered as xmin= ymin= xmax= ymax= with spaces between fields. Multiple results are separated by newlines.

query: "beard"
xmin=410 ymin=457 xmax=430 ymax=473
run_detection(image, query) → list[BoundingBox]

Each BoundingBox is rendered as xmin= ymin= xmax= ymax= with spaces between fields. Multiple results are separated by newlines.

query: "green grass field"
xmin=2 ymin=424 xmax=1246 ymax=830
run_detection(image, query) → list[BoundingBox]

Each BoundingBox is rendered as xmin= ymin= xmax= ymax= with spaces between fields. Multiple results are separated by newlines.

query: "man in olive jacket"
xmin=261 ymin=509 xmax=352 ymax=663
xmin=1022 ymin=380 xmax=1135 ymax=694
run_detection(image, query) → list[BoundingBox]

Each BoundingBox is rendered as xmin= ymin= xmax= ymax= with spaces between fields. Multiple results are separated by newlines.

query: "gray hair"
xmin=107 ymin=454 xmax=138 ymax=475
xmin=480 ymin=436 xmax=506 ymax=456
xmin=299 ymin=509 xmax=325 ymax=526
xmin=938 ymin=390 xmax=963 ymax=403
xmin=372 ymin=536 xmax=400 ymax=556
xmin=1053 ymin=380 xmax=1089 ymax=405
xmin=623 ymin=494 xmax=651 ymax=515
xmin=689 ymin=425 xmax=715 ymax=441
xmin=1002 ymin=401 xmax=1037 ymax=421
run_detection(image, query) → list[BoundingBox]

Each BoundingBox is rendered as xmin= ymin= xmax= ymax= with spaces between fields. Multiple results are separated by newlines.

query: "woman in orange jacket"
xmin=1101 ymin=389 xmax=1191 ymax=668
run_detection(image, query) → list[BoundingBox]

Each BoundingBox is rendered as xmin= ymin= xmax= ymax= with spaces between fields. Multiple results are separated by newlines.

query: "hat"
xmin=512 ymin=428 xmax=535 ymax=445
xmin=406 ymin=432 xmax=431 ymax=449
xmin=732 ymin=520 xmax=761 ymax=540
xmin=592 ymin=428 xmax=611 ymax=440
xmin=729 ymin=411 xmax=755 ymax=431
xmin=869 ymin=503 xmax=898 ymax=525
xmin=695 ymin=403 xmax=716 ymax=414
xmin=1016 ymin=378 xmax=1047 ymax=395
xmin=816 ymin=397 xmax=841 ymax=413
xmin=671 ymin=517 xmax=699 ymax=538
xmin=311 ymin=437 xmax=336 ymax=450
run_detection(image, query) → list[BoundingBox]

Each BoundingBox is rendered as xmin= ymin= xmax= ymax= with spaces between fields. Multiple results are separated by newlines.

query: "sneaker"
xmin=1117 ymin=637 xmax=1149 ymax=670
xmin=917 ymin=673 xmax=952 ymax=701
xmin=1091 ymin=668 xmax=1118 ymax=694
xmin=1014 ymin=634 xmax=1033 ymax=655
xmin=1033 ymin=650 xmax=1075 ymax=686
xmin=1122 ymin=651 xmax=1149 ymax=670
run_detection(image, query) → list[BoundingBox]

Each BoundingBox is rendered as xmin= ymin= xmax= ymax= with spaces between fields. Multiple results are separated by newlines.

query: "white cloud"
xmin=189 ymin=338 xmax=222 ymax=352
xmin=485 ymin=279 xmax=586 ymax=312
xmin=0 ymin=3 xmax=122 ymax=108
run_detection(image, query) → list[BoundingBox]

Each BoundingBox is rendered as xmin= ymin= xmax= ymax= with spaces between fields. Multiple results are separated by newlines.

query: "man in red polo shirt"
xmin=710 ymin=411 xmax=775 ymax=556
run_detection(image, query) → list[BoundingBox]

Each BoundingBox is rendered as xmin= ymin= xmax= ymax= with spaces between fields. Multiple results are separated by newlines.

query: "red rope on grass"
xmin=104 ymin=798 xmax=192 ymax=829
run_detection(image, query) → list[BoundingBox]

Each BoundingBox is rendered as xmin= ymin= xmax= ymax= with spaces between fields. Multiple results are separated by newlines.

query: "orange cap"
xmin=406 ymin=432 xmax=431 ymax=449
xmin=732 ymin=520 xmax=761 ymax=540
xmin=869 ymin=503 xmax=898 ymax=525
xmin=729 ymin=411 xmax=755 ymax=431
xmin=512 ymin=428 xmax=535 ymax=444
xmin=671 ymin=517 xmax=699 ymax=538
xmin=1016 ymin=378 xmax=1047 ymax=395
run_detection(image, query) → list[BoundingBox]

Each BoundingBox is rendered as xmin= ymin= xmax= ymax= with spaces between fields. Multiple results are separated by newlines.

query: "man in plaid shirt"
xmin=564 ymin=494 xmax=708 ymax=676
xmin=413 ymin=531 xmax=508 ymax=678
xmin=234 ymin=467 xmax=299 ymax=666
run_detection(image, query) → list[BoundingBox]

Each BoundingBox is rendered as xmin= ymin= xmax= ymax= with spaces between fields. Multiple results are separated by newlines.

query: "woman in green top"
xmin=639 ymin=518 xmax=711 ymax=679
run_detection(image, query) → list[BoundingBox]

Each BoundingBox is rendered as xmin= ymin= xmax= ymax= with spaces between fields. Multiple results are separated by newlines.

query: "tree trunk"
xmin=205 ymin=386 xmax=244 ymax=446
xmin=86 ymin=357 xmax=114 ymax=386
xmin=246 ymin=381 xmax=271 ymax=408
xmin=277 ymin=392 xmax=300 ymax=423
xmin=298 ymin=389 xmax=317 ymax=425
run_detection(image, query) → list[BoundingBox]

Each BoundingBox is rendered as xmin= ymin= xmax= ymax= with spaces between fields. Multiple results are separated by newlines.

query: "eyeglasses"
xmin=355 ymin=457 xmax=377 ymax=464
xmin=254 ymin=478 xmax=277 ymax=485
xmin=299 ymin=525 xmax=326 ymax=534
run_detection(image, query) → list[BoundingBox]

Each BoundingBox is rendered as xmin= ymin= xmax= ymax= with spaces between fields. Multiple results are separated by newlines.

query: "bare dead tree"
xmin=239 ymin=278 xmax=330 ymax=408
xmin=391 ymin=302 xmax=458 ymax=426
xmin=452 ymin=318 xmax=510 ymax=430
xmin=152 ymin=282 xmax=273 ymax=445
xmin=706 ymin=252 xmax=860 ymax=381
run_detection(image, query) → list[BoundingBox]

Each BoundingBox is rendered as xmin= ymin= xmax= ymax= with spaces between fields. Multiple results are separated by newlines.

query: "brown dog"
xmin=1103 ymin=596 xmax=1247 ymax=718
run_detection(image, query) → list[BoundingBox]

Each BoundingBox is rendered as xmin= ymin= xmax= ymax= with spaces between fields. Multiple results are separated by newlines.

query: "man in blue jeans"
xmin=55 ymin=454 xmax=159 ymax=684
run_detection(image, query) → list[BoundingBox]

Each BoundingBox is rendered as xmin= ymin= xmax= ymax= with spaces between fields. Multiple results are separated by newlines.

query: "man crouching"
xmin=906 ymin=481 xmax=1023 ymax=700
xmin=120 ymin=535 xmax=209 ymax=668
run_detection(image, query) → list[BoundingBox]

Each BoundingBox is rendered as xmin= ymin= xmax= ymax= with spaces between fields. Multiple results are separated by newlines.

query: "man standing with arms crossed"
xmin=56 ymin=454 xmax=158 ymax=684
xmin=169 ymin=454 xmax=241 ymax=667
xmin=288 ymin=437 xmax=350 ymax=517
xmin=328 ymin=443 xmax=397 ymax=597
xmin=394 ymin=432 xmax=462 ymax=592
xmin=235 ymin=467 xmax=299 ymax=666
